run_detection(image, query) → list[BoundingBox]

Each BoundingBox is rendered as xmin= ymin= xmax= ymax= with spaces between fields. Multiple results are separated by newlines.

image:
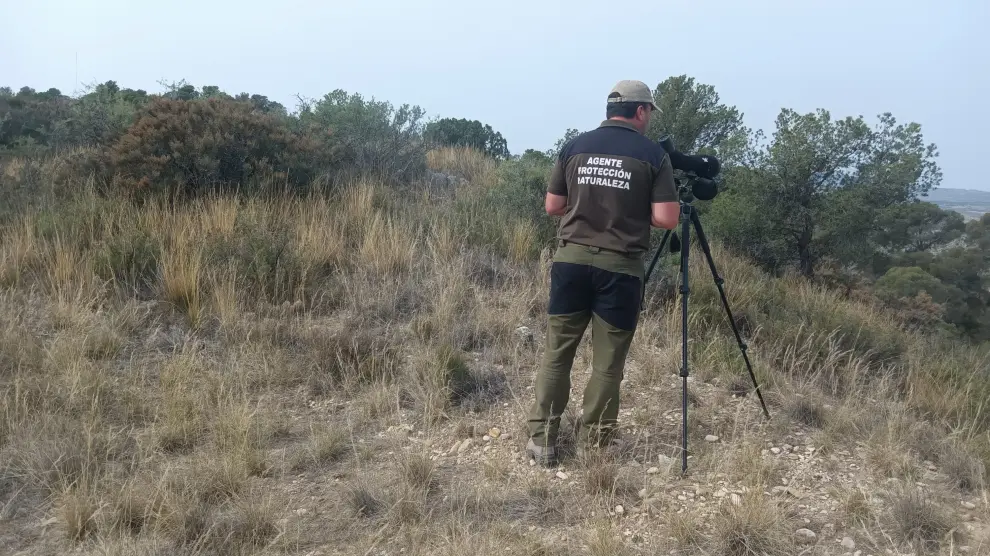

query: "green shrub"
xmin=297 ymin=89 xmax=428 ymax=184
xmin=424 ymin=117 xmax=509 ymax=160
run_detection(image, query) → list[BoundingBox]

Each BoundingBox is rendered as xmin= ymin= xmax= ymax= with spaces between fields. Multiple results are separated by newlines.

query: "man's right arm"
xmin=545 ymin=156 xmax=568 ymax=217
xmin=651 ymin=154 xmax=680 ymax=229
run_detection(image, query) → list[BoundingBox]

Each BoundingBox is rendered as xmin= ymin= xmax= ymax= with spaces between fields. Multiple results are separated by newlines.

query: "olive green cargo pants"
xmin=526 ymin=241 xmax=644 ymax=449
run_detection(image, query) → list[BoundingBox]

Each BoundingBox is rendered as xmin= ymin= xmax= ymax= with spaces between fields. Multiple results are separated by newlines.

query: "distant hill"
xmin=924 ymin=187 xmax=990 ymax=220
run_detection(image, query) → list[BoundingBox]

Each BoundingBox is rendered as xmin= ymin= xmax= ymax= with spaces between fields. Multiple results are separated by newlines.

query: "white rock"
xmin=794 ymin=528 xmax=817 ymax=544
xmin=962 ymin=501 xmax=977 ymax=509
xmin=647 ymin=467 xmax=660 ymax=475
xmin=705 ymin=435 xmax=719 ymax=442
xmin=515 ymin=326 xmax=535 ymax=346
xmin=638 ymin=488 xmax=649 ymax=499
xmin=615 ymin=505 xmax=625 ymax=515
xmin=770 ymin=447 xmax=781 ymax=455
xmin=483 ymin=435 xmax=491 ymax=442
xmin=841 ymin=537 xmax=856 ymax=549
xmin=556 ymin=471 xmax=569 ymax=480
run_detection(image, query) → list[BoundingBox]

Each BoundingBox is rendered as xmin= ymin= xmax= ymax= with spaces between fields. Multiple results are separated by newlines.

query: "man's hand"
xmin=545 ymin=192 xmax=568 ymax=217
xmin=651 ymin=201 xmax=680 ymax=229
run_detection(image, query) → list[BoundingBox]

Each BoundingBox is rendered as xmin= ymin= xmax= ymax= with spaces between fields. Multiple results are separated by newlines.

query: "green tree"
xmin=925 ymin=247 xmax=990 ymax=339
xmin=0 ymin=85 xmax=72 ymax=151
xmin=647 ymin=75 xmax=749 ymax=164
xmin=520 ymin=148 xmax=552 ymax=165
xmin=297 ymin=89 xmax=427 ymax=182
xmin=547 ymin=128 xmax=580 ymax=160
xmin=962 ymin=213 xmax=990 ymax=255
xmin=57 ymin=80 xmax=140 ymax=147
xmin=874 ymin=201 xmax=965 ymax=254
xmin=709 ymin=108 xmax=941 ymax=278
xmin=424 ymin=117 xmax=509 ymax=159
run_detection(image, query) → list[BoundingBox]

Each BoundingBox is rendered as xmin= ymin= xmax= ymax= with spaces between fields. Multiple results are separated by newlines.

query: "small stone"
xmin=841 ymin=537 xmax=856 ymax=550
xmin=295 ymin=508 xmax=309 ymax=516
xmin=483 ymin=435 xmax=492 ymax=442
xmin=677 ymin=495 xmax=687 ymax=501
xmin=962 ymin=501 xmax=977 ymax=509
xmin=516 ymin=326 xmax=535 ymax=346
xmin=705 ymin=435 xmax=719 ymax=442
xmin=794 ymin=528 xmax=817 ymax=544
xmin=529 ymin=459 xmax=536 ymax=466
xmin=638 ymin=488 xmax=649 ymax=499
xmin=647 ymin=467 xmax=660 ymax=475
xmin=615 ymin=505 xmax=625 ymax=515
xmin=556 ymin=471 xmax=569 ymax=480
xmin=770 ymin=447 xmax=781 ymax=455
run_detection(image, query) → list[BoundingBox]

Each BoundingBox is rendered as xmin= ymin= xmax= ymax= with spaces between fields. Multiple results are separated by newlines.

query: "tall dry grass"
xmin=1 ymin=147 xmax=989 ymax=555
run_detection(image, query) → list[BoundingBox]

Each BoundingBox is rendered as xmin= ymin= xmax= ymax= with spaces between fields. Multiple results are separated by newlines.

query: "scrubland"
xmin=2 ymin=147 xmax=990 ymax=556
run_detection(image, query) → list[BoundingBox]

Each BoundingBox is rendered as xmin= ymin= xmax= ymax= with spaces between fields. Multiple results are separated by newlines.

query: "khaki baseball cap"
xmin=607 ymin=80 xmax=658 ymax=110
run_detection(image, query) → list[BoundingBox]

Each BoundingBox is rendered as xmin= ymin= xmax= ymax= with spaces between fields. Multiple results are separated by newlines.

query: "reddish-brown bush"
xmin=96 ymin=97 xmax=334 ymax=197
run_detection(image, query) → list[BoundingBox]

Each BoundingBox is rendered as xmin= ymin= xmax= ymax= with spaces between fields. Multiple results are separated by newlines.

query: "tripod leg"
xmin=679 ymin=206 xmax=691 ymax=474
xmin=641 ymin=229 xmax=672 ymax=306
xmin=688 ymin=209 xmax=771 ymax=420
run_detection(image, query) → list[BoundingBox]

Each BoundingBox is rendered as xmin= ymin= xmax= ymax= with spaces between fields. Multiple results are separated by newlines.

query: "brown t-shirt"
xmin=549 ymin=120 xmax=678 ymax=255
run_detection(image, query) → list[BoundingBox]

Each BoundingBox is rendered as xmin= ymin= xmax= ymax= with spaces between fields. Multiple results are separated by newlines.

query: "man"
xmin=525 ymin=79 xmax=680 ymax=467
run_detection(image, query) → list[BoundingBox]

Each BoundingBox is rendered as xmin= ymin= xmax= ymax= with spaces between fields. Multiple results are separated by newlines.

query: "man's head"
xmin=605 ymin=80 xmax=658 ymax=134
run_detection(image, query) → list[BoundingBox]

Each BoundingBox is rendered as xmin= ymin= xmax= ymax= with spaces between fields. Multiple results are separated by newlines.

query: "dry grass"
xmin=3 ymin=149 xmax=990 ymax=555
xmin=709 ymin=493 xmax=797 ymax=556
xmin=885 ymin=485 xmax=960 ymax=554
xmin=426 ymin=146 xmax=498 ymax=186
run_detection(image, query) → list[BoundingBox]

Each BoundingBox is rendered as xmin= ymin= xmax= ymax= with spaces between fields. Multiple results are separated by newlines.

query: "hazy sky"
xmin=4 ymin=0 xmax=987 ymax=191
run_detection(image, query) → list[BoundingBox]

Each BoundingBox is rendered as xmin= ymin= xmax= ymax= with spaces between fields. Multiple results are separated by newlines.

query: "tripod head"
xmin=657 ymin=134 xmax=722 ymax=204
xmin=676 ymin=172 xmax=719 ymax=204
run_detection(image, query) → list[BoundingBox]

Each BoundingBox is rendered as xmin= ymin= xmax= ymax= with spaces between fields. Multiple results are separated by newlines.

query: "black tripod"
xmin=643 ymin=201 xmax=771 ymax=473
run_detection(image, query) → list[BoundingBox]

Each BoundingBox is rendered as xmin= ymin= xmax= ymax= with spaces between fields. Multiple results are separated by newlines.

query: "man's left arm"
xmin=651 ymin=154 xmax=680 ymax=229
xmin=545 ymin=158 xmax=568 ymax=216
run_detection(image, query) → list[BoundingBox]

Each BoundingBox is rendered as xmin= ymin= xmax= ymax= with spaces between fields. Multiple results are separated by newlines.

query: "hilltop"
xmin=2 ymin=146 xmax=990 ymax=556
xmin=925 ymin=188 xmax=990 ymax=221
